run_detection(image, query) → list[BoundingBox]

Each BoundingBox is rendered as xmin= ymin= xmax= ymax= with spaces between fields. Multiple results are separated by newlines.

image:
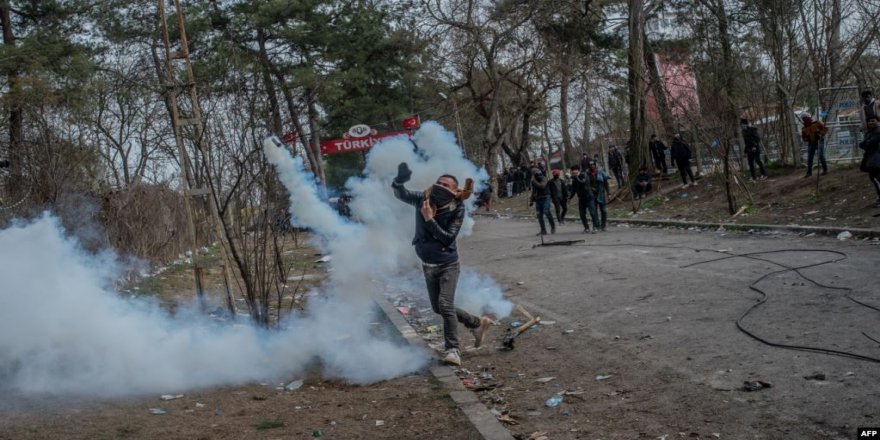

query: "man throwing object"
xmin=392 ymin=162 xmax=493 ymax=366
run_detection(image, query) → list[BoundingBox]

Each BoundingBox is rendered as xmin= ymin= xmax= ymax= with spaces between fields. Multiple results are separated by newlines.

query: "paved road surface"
xmin=457 ymin=218 xmax=879 ymax=439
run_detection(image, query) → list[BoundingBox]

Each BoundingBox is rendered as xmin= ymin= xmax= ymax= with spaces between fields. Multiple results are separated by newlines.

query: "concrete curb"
xmin=373 ymin=295 xmax=515 ymax=440
xmin=474 ymin=212 xmax=880 ymax=238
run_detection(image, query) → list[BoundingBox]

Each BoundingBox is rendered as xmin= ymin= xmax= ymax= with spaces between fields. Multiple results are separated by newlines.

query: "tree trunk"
xmin=627 ymin=0 xmax=647 ymax=192
xmin=559 ymin=70 xmax=576 ymax=166
xmin=305 ymin=92 xmax=326 ymax=191
xmin=644 ymin=41 xmax=676 ymax=138
xmin=1 ymin=5 xmax=22 ymax=195
xmin=257 ymin=28 xmax=282 ymax=136
xmin=714 ymin=0 xmax=739 ymax=213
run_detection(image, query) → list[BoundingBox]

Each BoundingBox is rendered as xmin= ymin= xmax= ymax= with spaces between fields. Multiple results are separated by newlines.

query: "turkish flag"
xmin=281 ymin=131 xmax=297 ymax=144
xmin=402 ymin=115 xmax=420 ymax=130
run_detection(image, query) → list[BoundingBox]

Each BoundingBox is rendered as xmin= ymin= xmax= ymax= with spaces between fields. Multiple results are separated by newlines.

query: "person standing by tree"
xmin=548 ymin=169 xmax=569 ymax=224
xmin=670 ymin=133 xmax=697 ymax=188
xmin=391 ymin=163 xmax=492 ymax=366
xmin=530 ymin=168 xmax=556 ymax=235
xmin=741 ymin=118 xmax=768 ymax=181
xmin=580 ymin=153 xmax=591 ymax=172
xmin=608 ymin=146 xmax=625 ymax=188
xmin=587 ymin=160 xmax=610 ymax=231
xmin=801 ymin=115 xmax=828 ymax=177
xmin=648 ymin=134 xmax=669 ymax=176
xmin=569 ymin=165 xmax=599 ymax=233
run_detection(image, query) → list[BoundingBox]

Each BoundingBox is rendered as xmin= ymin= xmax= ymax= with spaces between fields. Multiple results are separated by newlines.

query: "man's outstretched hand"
xmin=395 ymin=162 xmax=412 ymax=184
xmin=420 ymin=199 xmax=435 ymax=221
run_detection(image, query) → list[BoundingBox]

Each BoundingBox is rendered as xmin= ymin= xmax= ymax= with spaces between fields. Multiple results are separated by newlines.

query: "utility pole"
xmin=157 ymin=0 xmax=238 ymax=315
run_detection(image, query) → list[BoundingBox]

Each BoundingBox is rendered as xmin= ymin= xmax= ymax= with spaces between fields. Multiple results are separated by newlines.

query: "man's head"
xmin=862 ymin=90 xmax=874 ymax=105
xmin=673 ymin=133 xmax=681 ymax=139
xmin=650 ymin=134 xmax=657 ymax=140
xmin=740 ymin=118 xmax=749 ymax=126
xmin=868 ymin=116 xmax=879 ymax=129
xmin=551 ymin=169 xmax=561 ymax=178
xmin=802 ymin=115 xmax=813 ymax=125
xmin=638 ymin=166 xmax=648 ymax=175
xmin=570 ymin=165 xmax=581 ymax=176
xmin=588 ymin=160 xmax=597 ymax=171
xmin=436 ymin=175 xmax=458 ymax=192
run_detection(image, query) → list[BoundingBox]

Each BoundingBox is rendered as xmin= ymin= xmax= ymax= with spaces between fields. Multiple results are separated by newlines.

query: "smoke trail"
xmin=264 ymin=121 xmax=513 ymax=319
xmin=0 ymin=214 xmax=426 ymax=397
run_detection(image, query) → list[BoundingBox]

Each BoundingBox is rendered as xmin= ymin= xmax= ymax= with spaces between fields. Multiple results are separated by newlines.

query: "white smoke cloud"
xmin=265 ymin=121 xmax=513 ymax=319
xmin=0 ymin=214 xmax=426 ymax=397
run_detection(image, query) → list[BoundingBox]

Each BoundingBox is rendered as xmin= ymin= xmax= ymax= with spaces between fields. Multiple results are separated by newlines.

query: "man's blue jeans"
xmin=535 ymin=197 xmax=555 ymax=233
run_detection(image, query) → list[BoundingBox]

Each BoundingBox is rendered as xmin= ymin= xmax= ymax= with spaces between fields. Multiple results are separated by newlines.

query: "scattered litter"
xmin=680 ymin=193 xmax=689 ymax=198
xmin=375 ymin=420 xmax=384 ymax=426
xmin=148 ymin=408 xmax=167 ymax=415
xmin=844 ymin=371 xmax=855 ymax=377
xmin=837 ymin=231 xmax=852 ymax=241
xmin=803 ymin=373 xmax=826 ymax=381
xmin=545 ymin=395 xmax=563 ymax=408
xmin=285 ymin=379 xmax=304 ymax=391
xmin=665 ymin=316 xmax=672 ymax=322
xmin=540 ymin=320 xmax=556 ymax=325
xmin=510 ymin=320 xmax=523 ymax=328
xmin=805 ymin=232 xmax=816 ymax=237
xmin=315 ymin=255 xmax=332 ymax=263
xmin=596 ymin=374 xmax=613 ymax=381
xmin=160 ymin=394 xmax=184 ymax=401
xmin=396 ymin=306 xmax=410 ymax=315
xmin=742 ymin=380 xmax=772 ymax=391
xmin=527 ymin=411 xmax=542 ymax=417
xmin=563 ymin=329 xmax=574 ymax=334
xmin=658 ymin=435 xmax=669 ymax=440
xmin=716 ymin=248 xmax=732 ymax=253
xmin=425 ymin=324 xmax=440 ymax=333
xmin=496 ymin=413 xmax=518 ymax=425
xmin=804 ymin=210 xmax=819 ymax=215
xmin=195 ymin=403 xmax=205 ymax=408
xmin=214 ymin=407 xmax=223 ymax=415
xmin=312 ymin=430 xmax=323 ymax=437
xmin=712 ymin=434 xmax=721 ymax=438
xmin=535 ymin=376 xmax=556 ymax=383
xmin=562 ymin=410 xmax=571 ymax=417
xmin=516 ymin=281 xmax=525 ymax=286
xmin=529 ymin=432 xmax=549 ymax=440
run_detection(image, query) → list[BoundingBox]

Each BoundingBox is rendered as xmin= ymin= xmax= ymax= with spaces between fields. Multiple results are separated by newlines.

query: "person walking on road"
xmin=587 ymin=160 xmax=610 ymax=231
xmin=670 ymin=133 xmax=697 ymax=188
xmin=530 ymin=168 xmax=556 ymax=235
xmin=649 ymin=134 xmax=669 ymax=176
xmin=569 ymin=165 xmax=599 ymax=234
xmin=549 ymin=169 xmax=569 ymax=224
xmin=391 ymin=163 xmax=492 ymax=366
xmin=801 ymin=115 xmax=828 ymax=177
xmin=741 ymin=118 xmax=768 ymax=181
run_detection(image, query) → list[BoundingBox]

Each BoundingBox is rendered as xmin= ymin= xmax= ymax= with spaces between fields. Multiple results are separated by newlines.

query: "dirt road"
xmin=454 ymin=218 xmax=880 ymax=440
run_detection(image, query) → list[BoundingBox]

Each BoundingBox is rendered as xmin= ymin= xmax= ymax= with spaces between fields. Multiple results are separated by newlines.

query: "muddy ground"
xmin=493 ymin=164 xmax=880 ymax=230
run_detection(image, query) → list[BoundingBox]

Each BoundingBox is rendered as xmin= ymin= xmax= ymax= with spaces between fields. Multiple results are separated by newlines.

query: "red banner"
xmin=281 ymin=131 xmax=297 ymax=144
xmin=402 ymin=115 xmax=420 ymax=130
xmin=320 ymin=131 xmax=410 ymax=155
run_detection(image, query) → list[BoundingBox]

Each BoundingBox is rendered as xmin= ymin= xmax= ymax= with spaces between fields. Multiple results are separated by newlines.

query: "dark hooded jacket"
xmin=569 ymin=173 xmax=595 ymax=202
xmin=670 ymin=138 xmax=692 ymax=160
xmin=392 ymin=181 xmax=464 ymax=265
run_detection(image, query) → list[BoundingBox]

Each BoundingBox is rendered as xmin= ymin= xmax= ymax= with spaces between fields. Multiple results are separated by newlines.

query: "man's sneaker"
xmin=551 ymin=226 xmax=556 ymax=234
xmin=443 ymin=349 xmax=461 ymax=366
xmin=691 ymin=181 xmax=698 ymax=187
xmin=760 ymin=175 xmax=768 ymax=180
xmin=583 ymin=228 xmax=590 ymax=234
xmin=681 ymin=184 xmax=689 ymax=189
xmin=472 ymin=316 xmax=493 ymax=348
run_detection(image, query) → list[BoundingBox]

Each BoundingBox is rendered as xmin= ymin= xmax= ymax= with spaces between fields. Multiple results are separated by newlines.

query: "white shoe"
xmin=691 ymin=181 xmax=698 ymax=187
xmin=681 ymin=184 xmax=689 ymax=189
xmin=443 ymin=349 xmax=461 ymax=366
xmin=472 ymin=316 xmax=493 ymax=348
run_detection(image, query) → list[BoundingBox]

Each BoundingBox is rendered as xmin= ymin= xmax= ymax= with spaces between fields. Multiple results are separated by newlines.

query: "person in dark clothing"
xmin=670 ymin=133 xmax=697 ymax=187
xmin=587 ymin=161 xmax=610 ymax=231
xmin=608 ymin=146 xmax=625 ymax=188
xmin=580 ymin=153 xmax=591 ymax=172
xmin=633 ymin=167 xmax=653 ymax=199
xmin=548 ymin=169 xmax=569 ymax=224
xmin=529 ymin=168 xmax=556 ymax=235
xmin=391 ymin=163 xmax=492 ymax=366
xmin=648 ymin=134 xmax=669 ymax=175
xmin=741 ymin=118 xmax=768 ymax=181
xmin=859 ymin=117 xmax=880 ymax=208
xmin=862 ymin=90 xmax=880 ymax=132
xmin=568 ymin=165 xmax=599 ymax=233
xmin=801 ymin=115 xmax=828 ymax=177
